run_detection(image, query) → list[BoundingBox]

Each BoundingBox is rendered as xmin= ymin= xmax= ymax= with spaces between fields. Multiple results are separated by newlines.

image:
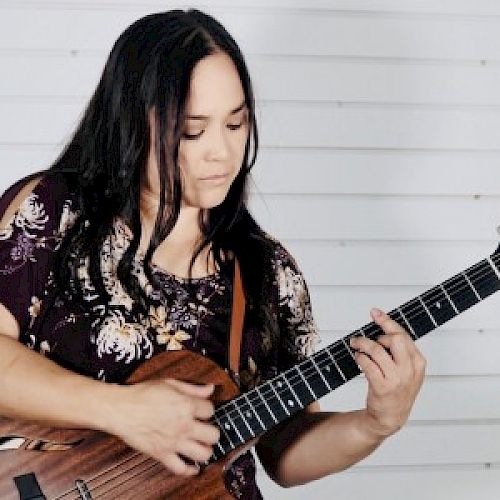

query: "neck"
xmin=138 ymin=187 xmax=215 ymax=277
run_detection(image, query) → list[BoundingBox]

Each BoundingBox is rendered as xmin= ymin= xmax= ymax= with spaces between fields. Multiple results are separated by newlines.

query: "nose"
xmin=206 ymin=125 xmax=230 ymax=162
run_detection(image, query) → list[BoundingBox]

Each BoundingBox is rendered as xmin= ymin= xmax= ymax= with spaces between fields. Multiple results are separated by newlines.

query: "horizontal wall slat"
xmin=6 ymin=0 xmax=500 ymax=17
xmin=1 ymin=10 xmax=500 ymax=60
xmin=3 ymin=101 xmax=500 ymax=149
xmin=252 ymin=150 xmax=500 ymax=195
xmin=282 ymin=241 xmax=496 ymax=286
xmin=357 ymin=424 xmax=500 ymax=466
xmin=311 ymin=287 xmax=500 ymax=333
xmin=257 ymin=467 xmax=500 ymax=500
xmin=249 ymin=196 xmax=500 ymax=241
xmin=324 ymin=376 xmax=500 ymax=421
xmin=250 ymin=58 xmax=500 ymax=106
xmin=2 ymin=147 xmax=500 ymax=196
xmin=3 ymin=54 xmax=500 ymax=107
xmin=258 ymin=103 xmax=500 ymax=150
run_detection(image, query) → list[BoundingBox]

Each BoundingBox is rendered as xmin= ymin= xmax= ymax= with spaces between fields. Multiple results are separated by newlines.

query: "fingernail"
xmin=371 ymin=308 xmax=382 ymax=318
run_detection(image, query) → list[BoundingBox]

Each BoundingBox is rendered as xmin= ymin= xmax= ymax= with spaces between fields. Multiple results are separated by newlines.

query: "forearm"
xmin=0 ymin=334 xmax=117 ymax=432
xmin=258 ymin=409 xmax=386 ymax=488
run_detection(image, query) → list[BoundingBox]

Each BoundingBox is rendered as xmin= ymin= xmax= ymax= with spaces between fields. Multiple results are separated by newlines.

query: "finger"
xmin=193 ymin=398 xmax=216 ymax=420
xmin=354 ymin=350 xmax=385 ymax=386
xmin=377 ymin=333 xmax=414 ymax=368
xmin=370 ymin=308 xmax=405 ymax=335
xmin=177 ymin=439 xmax=214 ymax=463
xmin=191 ymin=421 xmax=220 ymax=445
xmin=350 ymin=336 xmax=397 ymax=379
xmin=165 ymin=379 xmax=215 ymax=398
xmin=162 ymin=453 xmax=200 ymax=477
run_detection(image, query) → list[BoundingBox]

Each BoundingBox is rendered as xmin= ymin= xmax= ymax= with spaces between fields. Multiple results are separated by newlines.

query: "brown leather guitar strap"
xmin=228 ymin=257 xmax=245 ymax=387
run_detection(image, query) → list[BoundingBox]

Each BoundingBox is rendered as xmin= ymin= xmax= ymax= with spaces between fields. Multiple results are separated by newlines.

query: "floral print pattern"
xmin=0 ymin=173 xmax=319 ymax=500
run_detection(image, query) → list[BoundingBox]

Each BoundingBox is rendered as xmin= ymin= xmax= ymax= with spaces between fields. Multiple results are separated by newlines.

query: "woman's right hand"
xmin=103 ymin=378 xmax=221 ymax=476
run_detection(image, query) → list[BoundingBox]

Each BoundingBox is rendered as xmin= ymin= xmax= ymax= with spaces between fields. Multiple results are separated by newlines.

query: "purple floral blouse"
xmin=0 ymin=172 xmax=319 ymax=499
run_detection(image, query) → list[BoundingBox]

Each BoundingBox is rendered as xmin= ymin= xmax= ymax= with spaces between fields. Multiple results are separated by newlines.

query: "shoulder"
xmin=261 ymin=233 xmax=302 ymax=277
xmin=0 ymin=170 xmax=79 ymax=236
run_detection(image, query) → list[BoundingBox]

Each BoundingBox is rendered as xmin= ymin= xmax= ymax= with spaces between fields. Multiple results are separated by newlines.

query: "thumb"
xmin=165 ymin=378 xmax=215 ymax=398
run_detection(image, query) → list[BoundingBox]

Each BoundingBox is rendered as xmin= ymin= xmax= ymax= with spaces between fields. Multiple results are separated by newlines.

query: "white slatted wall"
xmin=1 ymin=1 xmax=499 ymax=498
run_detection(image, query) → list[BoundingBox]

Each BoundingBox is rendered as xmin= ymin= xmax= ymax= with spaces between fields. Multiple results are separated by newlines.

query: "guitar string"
xmin=89 ymin=459 xmax=163 ymax=499
xmin=52 ymin=452 xmax=152 ymax=499
xmin=52 ymin=253 xmax=500 ymax=497
xmin=215 ymin=254 xmax=500 ymax=420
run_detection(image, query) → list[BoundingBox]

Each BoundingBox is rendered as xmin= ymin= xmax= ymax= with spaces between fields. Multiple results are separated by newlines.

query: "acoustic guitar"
xmin=1 ymin=247 xmax=499 ymax=499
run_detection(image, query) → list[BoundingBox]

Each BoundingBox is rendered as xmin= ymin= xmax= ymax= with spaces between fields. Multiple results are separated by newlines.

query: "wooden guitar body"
xmin=0 ymin=350 xmax=250 ymax=500
xmin=3 ymin=249 xmax=500 ymax=498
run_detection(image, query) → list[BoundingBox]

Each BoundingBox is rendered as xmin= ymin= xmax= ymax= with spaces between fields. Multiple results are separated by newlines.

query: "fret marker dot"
xmin=325 ymin=366 xmax=330 ymax=372
xmin=224 ymin=423 xmax=231 ymax=430
xmin=276 ymin=381 xmax=283 ymax=388
xmin=287 ymin=400 xmax=294 ymax=407
xmin=245 ymin=411 xmax=252 ymax=418
xmin=436 ymin=302 xmax=441 ymax=309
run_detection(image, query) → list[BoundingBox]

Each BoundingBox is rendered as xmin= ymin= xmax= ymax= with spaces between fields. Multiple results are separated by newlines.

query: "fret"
xmin=325 ymin=346 xmax=347 ymax=382
xmin=254 ymin=386 xmax=278 ymax=426
xmin=462 ymin=271 xmax=481 ymax=301
xmin=421 ymin=286 xmax=456 ymax=326
xmin=284 ymin=373 xmax=305 ymax=409
xmin=262 ymin=380 xmax=291 ymax=420
xmin=215 ymin=413 xmax=241 ymax=450
xmin=211 ymin=439 xmax=227 ymax=461
xmin=270 ymin=374 xmax=303 ymax=414
xmin=283 ymin=367 xmax=315 ymax=407
xmin=310 ymin=355 xmax=332 ymax=392
xmin=236 ymin=394 xmax=266 ymax=435
xmin=332 ymin=341 xmax=361 ymax=381
xmin=395 ymin=307 xmax=417 ymax=339
xmin=215 ymin=441 xmax=226 ymax=455
xmin=487 ymin=256 xmax=500 ymax=280
xmin=295 ymin=365 xmax=318 ymax=400
xmin=439 ymin=283 xmax=459 ymax=315
xmin=417 ymin=295 xmax=438 ymax=328
xmin=212 ymin=446 xmax=224 ymax=462
xmin=468 ymin=259 xmax=500 ymax=300
xmin=400 ymin=298 xmax=434 ymax=338
xmin=225 ymin=401 xmax=254 ymax=441
xmin=243 ymin=393 xmax=266 ymax=432
xmin=443 ymin=273 xmax=478 ymax=313
xmin=342 ymin=337 xmax=356 ymax=360
xmin=296 ymin=359 xmax=329 ymax=399
xmin=314 ymin=349 xmax=347 ymax=389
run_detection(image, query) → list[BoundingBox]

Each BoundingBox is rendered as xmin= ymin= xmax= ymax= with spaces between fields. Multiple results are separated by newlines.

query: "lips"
xmin=199 ymin=173 xmax=229 ymax=181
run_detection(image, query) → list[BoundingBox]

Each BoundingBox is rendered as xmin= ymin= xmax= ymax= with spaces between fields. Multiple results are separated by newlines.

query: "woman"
xmin=0 ymin=9 xmax=426 ymax=498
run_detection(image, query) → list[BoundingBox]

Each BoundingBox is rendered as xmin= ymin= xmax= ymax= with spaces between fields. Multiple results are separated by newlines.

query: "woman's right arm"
xmin=0 ymin=180 xmax=219 ymax=476
xmin=0 ymin=326 xmax=219 ymax=476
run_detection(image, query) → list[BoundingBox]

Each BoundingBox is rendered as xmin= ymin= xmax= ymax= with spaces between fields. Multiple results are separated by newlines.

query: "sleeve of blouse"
xmin=273 ymin=242 xmax=321 ymax=372
xmin=0 ymin=173 xmax=76 ymax=337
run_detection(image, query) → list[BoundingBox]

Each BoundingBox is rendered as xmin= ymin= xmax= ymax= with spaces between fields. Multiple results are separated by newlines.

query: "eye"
xmin=182 ymin=131 xmax=204 ymax=140
xmin=227 ymin=122 xmax=243 ymax=131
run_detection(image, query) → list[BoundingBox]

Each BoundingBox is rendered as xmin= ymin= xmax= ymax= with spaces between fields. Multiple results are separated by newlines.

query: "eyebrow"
xmin=186 ymin=100 xmax=247 ymax=120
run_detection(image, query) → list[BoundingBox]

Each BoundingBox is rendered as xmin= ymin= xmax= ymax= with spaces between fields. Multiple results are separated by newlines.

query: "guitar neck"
xmin=210 ymin=250 xmax=500 ymax=461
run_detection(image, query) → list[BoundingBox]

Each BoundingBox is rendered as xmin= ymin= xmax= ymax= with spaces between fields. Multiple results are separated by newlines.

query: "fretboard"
xmin=209 ymin=250 xmax=500 ymax=462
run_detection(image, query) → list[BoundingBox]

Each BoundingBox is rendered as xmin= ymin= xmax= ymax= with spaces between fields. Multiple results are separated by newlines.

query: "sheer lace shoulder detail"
xmin=272 ymin=241 xmax=320 ymax=369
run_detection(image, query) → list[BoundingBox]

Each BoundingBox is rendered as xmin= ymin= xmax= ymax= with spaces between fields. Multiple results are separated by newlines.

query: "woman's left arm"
xmin=255 ymin=308 xmax=426 ymax=487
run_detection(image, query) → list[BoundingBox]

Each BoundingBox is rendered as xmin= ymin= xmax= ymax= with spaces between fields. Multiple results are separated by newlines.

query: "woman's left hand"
xmin=349 ymin=307 xmax=427 ymax=438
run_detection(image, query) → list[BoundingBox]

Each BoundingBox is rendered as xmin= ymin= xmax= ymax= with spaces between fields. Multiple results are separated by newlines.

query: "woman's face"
xmin=145 ymin=52 xmax=250 ymax=211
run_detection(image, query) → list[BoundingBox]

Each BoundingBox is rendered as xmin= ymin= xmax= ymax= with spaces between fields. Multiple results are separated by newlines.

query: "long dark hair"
xmin=19 ymin=9 xmax=274 ymax=322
